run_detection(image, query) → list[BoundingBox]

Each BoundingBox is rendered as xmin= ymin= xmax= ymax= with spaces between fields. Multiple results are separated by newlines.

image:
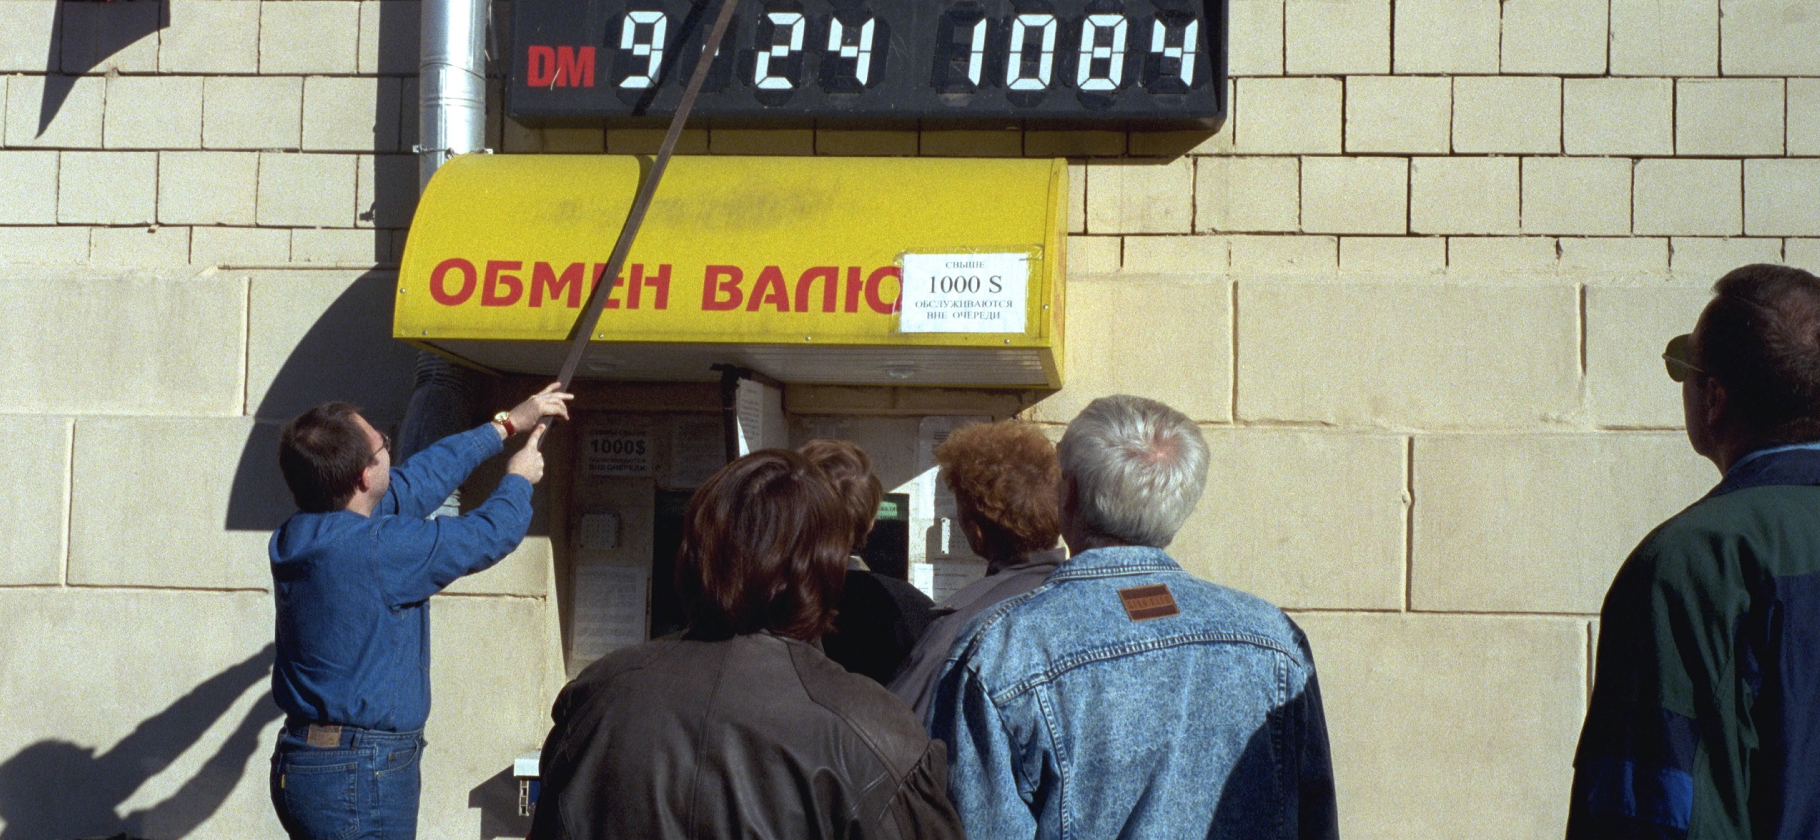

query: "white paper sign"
xmin=898 ymin=252 xmax=1029 ymax=334
xmin=734 ymin=378 xmax=786 ymax=456
xmin=584 ymin=429 xmax=653 ymax=476
xmin=570 ymin=561 xmax=648 ymax=662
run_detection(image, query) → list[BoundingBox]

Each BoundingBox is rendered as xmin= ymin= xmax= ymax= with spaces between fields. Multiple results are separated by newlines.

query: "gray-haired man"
xmin=929 ymin=395 xmax=1339 ymax=840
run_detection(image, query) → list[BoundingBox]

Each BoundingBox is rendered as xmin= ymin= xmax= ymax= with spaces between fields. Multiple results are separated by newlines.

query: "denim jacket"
xmin=270 ymin=425 xmax=532 ymax=732
xmin=929 ymin=546 xmax=1338 ymax=840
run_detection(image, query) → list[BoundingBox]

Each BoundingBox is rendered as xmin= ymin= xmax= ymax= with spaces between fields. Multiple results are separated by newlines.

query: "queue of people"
xmin=525 ymin=395 xmax=1337 ymax=839
xmin=267 ymin=263 xmax=1820 ymax=840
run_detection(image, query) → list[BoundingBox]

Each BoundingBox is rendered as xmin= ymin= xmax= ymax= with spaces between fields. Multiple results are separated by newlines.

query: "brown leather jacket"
xmin=528 ymin=632 xmax=965 ymax=840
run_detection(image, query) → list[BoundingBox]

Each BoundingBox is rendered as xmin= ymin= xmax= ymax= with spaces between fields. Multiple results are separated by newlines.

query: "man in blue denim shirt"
xmin=268 ymin=384 xmax=570 ymax=840
xmin=931 ymin=395 xmax=1339 ymax=840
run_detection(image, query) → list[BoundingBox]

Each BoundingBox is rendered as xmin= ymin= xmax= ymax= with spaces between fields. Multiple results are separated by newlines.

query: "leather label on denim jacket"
xmin=1118 ymin=584 xmax=1179 ymax=621
xmin=306 ymin=724 xmax=342 ymax=748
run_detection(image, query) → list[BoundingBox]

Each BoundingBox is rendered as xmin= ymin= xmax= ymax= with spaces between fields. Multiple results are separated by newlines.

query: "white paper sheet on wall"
xmin=570 ymin=558 xmax=647 ymax=664
xmin=735 ymin=378 xmax=786 ymax=456
xmin=916 ymin=415 xmax=988 ymax=525
xmin=911 ymin=416 xmax=991 ymax=599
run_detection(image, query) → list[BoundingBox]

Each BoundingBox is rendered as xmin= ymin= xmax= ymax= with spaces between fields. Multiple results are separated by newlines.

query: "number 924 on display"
xmin=509 ymin=0 xmax=1227 ymax=130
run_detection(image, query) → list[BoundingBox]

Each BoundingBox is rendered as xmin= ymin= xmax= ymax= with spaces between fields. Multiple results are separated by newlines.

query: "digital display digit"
xmin=509 ymin=0 xmax=1226 ymax=130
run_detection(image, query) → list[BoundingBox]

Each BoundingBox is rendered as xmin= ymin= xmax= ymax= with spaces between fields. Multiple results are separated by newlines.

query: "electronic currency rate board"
xmin=509 ymin=0 xmax=1227 ymax=130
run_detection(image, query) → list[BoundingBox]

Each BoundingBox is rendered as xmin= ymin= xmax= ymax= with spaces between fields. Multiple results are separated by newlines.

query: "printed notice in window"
xmin=898 ymin=252 xmax=1029 ymax=334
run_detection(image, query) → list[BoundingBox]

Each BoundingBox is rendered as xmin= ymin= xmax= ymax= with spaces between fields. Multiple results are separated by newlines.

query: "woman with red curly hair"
xmin=529 ymin=449 xmax=962 ymax=839
xmin=889 ymin=420 xmax=1065 ymax=719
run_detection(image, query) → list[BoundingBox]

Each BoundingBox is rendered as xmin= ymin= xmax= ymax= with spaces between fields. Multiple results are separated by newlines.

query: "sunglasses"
xmin=1663 ymin=334 xmax=1706 ymax=383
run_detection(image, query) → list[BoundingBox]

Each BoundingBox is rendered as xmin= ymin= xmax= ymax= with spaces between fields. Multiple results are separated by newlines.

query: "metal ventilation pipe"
xmin=397 ymin=0 xmax=489 ymax=480
xmin=416 ymin=0 xmax=489 ymax=191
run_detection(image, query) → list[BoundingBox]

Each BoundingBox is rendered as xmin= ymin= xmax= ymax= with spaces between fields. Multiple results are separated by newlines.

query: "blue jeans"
xmin=270 ymin=721 xmax=424 ymax=840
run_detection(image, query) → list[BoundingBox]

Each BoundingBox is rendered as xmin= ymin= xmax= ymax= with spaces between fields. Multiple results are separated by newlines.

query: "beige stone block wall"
xmin=1234 ymin=77 xmax=1342 ymax=154
xmin=5 ymin=0 xmax=1820 ymax=836
xmin=1522 ymin=157 xmax=1632 ymax=236
xmin=0 ymin=150 xmax=60 ymax=225
xmin=1195 ymin=156 xmax=1300 ymax=233
xmin=1446 ymin=236 xmax=1561 ymax=274
xmin=1237 ymin=283 xmax=1579 ymax=428
xmin=1718 ymin=0 xmax=1820 ymax=75
xmin=1410 ymin=157 xmax=1519 ymax=234
xmin=1563 ymin=77 xmax=1673 ymax=156
xmin=1344 ymin=76 xmax=1451 ymax=153
xmin=1301 ymin=157 xmax=1407 ymax=235
xmin=68 ymin=417 xmax=276 ymax=590
xmin=1610 ymin=0 xmax=1715 ymax=75
xmin=1678 ymin=238 xmax=1786 ymax=277
xmin=0 ymin=590 xmax=284 ymax=838
xmin=1087 ymin=157 xmax=1194 ymax=233
xmin=1176 ymin=430 xmax=1407 ymax=610
xmin=1394 ymin=0 xmax=1500 ymax=73
xmin=1411 ymin=434 xmax=1715 ymax=613
xmin=1026 ymin=278 xmax=1230 ymax=424
xmin=1585 ymin=287 xmax=1715 ymax=427
xmin=420 ymin=596 xmax=567 ymax=837
xmin=1502 ymin=0 xmax=1606 ymax=73
xmin=6 ymin=75 xmax=105 ymax=148
xmin=1285 ymin=0 xmax=1390 ymax=74
xmin=0 ymin=417 xmax=71 ymax=586
xmin=1452 ymin=76 xmax=1561 ymax=154
xmin=1229 ymin=234 xmax=1338 ymax=273
xmin=0 ymin=275 xmax=244 ymax=415
xmin=0 ymin=5 xmax=568 ymax=834
xmin=1296 ymin=613 xmax=1586 ymax=840
xmin=1340 ymin=236 xmax=1446 ymax=274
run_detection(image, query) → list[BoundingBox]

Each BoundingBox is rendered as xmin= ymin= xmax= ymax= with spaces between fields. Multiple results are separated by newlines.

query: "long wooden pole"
xmin=539 ymin=0 xmax=742 ymax=439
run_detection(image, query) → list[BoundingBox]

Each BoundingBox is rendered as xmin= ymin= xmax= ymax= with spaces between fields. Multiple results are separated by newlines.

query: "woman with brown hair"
xmin=528 ymin=449 xmax=961 ymax=840
xmin=798 ymin=439 xmax=935 ymax=685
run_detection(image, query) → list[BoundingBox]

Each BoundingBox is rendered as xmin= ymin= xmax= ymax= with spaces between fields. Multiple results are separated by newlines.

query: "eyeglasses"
xmin=1663 ymin=333 xmax=1706 ymax=383
xmin=371 ymin=432 xmax=393 ymax=464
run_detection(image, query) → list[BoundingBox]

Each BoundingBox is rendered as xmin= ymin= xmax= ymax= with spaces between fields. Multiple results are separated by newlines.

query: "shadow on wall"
xmin=468 ymin=767 xmax=533 ymax=840
xmin=225 ymin=270 xmax=422 ymax=532
xmin=0 ymin=644 xmax=281 ymax=840
xmin=224 ymin=0 xmax=431 ymax=529
xmin=37 ymin=1 xmax=170 ymax=137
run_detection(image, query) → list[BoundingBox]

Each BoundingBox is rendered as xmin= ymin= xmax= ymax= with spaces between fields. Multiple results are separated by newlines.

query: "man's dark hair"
xmin=1698 ymin=264 xmax=1820 ymax=444
xmin=676 ymin=449 xmax=849 ymax=641
xmin=797 ymin=439 xmax=883 ymax=554
xmin=278 ymin=402 xmax=374 ymax=512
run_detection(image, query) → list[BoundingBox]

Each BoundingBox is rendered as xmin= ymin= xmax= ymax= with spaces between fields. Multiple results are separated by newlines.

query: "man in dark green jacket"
xmin=1569 ymin=264 xmax=1820 ymax=840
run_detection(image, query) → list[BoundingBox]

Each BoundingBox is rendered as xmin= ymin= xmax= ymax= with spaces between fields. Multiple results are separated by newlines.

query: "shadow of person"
xmin=0 ymin=644 xmax=281 ymax=840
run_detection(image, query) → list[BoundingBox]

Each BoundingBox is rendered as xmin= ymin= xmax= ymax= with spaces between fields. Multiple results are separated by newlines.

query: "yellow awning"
xmin=396 ymin=154 xmax=1066 ymax=388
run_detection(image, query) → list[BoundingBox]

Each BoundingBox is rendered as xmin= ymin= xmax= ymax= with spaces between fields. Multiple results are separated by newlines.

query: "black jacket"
xmin=529 ymin=632 xmax=965 ymax=840
xmin=823 ymin=567 xmax=936 ymax=685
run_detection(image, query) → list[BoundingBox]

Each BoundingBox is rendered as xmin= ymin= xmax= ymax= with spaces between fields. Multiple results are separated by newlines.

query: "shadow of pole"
xmin=0 ymin=643 xmax=281 ymax=840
